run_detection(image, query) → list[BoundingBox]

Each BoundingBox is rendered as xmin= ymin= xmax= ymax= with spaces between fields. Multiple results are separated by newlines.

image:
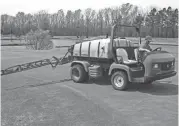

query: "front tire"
xmin=111 ymin=71 xmax=128 ymax=90
xmin=71 ymin=64 xmax=88 ymax=83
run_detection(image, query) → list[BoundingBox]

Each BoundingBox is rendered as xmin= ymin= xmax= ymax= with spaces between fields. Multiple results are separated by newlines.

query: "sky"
xmin=0 ymin=0 xmax=179 ymax=16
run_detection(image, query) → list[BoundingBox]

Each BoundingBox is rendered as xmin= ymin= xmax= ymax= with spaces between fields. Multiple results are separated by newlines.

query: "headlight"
xmin=153 ymin=64 xmax=159 ymax=68
xmin=171 ymin=60 xmax=175 ymax=66
xmin=171 ymin=62 xmax=174 ymax=66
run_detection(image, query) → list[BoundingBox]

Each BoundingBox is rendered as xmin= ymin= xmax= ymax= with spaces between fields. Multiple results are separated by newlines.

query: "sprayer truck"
xmin=1 ymin=23 xmax=177 ymax=90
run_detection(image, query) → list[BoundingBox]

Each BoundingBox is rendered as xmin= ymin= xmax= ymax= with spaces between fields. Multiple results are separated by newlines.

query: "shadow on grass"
xmin=128 ymin=81 xmax=178 ymax=96
xmin=6 ymin=77 xmax=178 ymax=96
xmin=5 ymin=79 xmax=72 ymax=91
xmin=83 ymin=77 xmax=111 ymax=85
xmin=83 ymin=78 xmax=178 ymax=96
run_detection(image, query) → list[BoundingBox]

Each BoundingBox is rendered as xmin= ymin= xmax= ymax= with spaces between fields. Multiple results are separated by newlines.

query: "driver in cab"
xmin=139 ymin=36 xmax=152 ymax=52
xmin=136 ymin=36 xmax=153 ymax=61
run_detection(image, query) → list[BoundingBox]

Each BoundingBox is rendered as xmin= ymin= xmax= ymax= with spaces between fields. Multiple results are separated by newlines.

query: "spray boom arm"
xmin=1 ymin=50 xmax=72 ymax=76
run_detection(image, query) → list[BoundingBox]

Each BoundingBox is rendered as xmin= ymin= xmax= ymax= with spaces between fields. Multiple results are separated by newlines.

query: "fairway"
xmin=1 ymin=39 xmax=178 ymax=126
xmin=1 ymin=36 xmax=178 ymax=45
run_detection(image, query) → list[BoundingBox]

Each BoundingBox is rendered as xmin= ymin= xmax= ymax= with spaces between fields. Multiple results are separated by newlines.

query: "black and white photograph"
xmin=1 ymin=0 xmax=178 ymax=125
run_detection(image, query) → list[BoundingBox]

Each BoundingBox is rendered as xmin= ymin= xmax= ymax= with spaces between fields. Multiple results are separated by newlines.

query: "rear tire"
xmin=111 ymin=71 xmax=128 ymax=90
xmin=71 ymin=64 xmax=88 ymax=83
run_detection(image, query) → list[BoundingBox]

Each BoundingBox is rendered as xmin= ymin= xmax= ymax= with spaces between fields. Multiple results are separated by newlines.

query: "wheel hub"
xmin=72 ymin=68 xmax=79 ymax=77
xmin=114 ymin=76 xmax=124 ymax=87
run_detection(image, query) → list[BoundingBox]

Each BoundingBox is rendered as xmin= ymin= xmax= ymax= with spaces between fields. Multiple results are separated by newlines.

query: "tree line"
xmin=1 ymin=3 xmax=178 ymax=38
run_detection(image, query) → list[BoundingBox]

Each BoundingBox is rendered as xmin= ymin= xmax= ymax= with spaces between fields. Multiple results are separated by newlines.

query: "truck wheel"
xmin=111 ymin=71 xmax=128 ymax=90
xmin=71 ymin=64 xmax=88 ymax=83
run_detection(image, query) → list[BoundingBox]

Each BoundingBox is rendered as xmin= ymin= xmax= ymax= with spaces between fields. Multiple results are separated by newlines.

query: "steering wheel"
xmin=152 ymin=47 xmax=162 ymax=52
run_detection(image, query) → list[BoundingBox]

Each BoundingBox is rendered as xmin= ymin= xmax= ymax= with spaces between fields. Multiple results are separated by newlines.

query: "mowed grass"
xmin=1 ymin=36 xmax=178 ymax=46
xmin=1 ymin=38 xmax=178 ymax=126
xmin=1 ymin=39 xmax=27 ymax=45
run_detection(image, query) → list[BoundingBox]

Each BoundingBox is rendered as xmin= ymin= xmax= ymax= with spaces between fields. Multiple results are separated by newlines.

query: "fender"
xmin=108 ymin=63 xmax=132 ymax=81
xmin=71 ymin=61 xmax=90 ymax=72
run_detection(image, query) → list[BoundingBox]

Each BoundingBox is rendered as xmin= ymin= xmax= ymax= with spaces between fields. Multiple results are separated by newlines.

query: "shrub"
xmin=25 ymin=29 xmax=53 ymax=50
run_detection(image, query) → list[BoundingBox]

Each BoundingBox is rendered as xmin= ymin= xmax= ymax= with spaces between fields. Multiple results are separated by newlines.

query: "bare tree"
xmin=1 ymin=3 xmax=178 ymax=38
xmin=84 ymin=8 xmax=95 ymax=38
xmin=97 ymin=9 xmax=104 ymax=35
